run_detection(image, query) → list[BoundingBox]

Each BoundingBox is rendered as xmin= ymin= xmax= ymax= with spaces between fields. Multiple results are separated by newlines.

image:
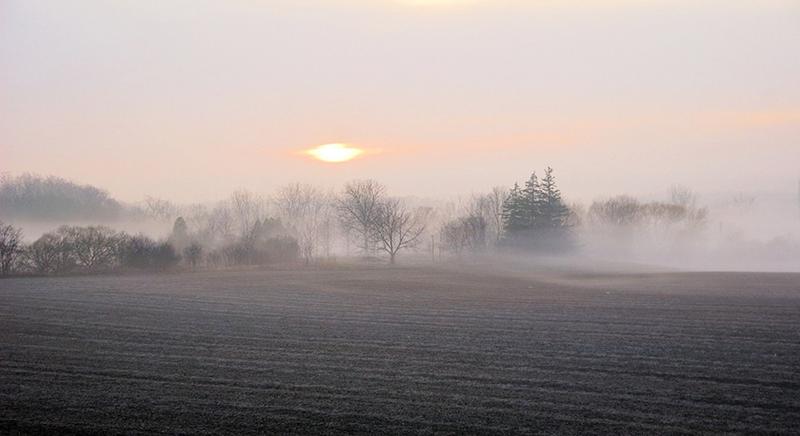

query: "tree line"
xmin=0 ymin=178 xmax=430 ymax=276
xmin=582 ymin=186 xmax=709 ymax=258
xmin=0 ymin=224 xmax=177 ymax=275
xmin=0 ymin=170 xmax=712 ymax=277
xmin=0 ymin=173 xmax=126 ymax=222
xmin=436 ymin=167 xmax=575 ymax=255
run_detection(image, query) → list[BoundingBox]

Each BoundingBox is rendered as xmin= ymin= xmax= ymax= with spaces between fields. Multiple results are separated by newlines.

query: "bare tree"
xmin=274 ymin=183 xmax=315 ymax=224
xmin=373 ymin=199 xmax=426 ymax=264
xmin=336 ymin=180 xmax=385 ymax=255
xmin=26 ymin=231 xmax=76 ymax=274
xmin=476 ymin=186 xmax=507 ymax=245
xmin=26 ymin=233 xmax=59 ymax=274
xmin=229 ymin=190 xmax=264 ymax=238
xmin=274 ymin=183 xmax=332 ymax=264
xmin=440 ymin=214 xmax=487 ymax=256
xmin=319 ymin=210 xmax=335 ymax=258
xmin=63 ymin=226 xmax=122 ymax=271
xmin=206 ymin=204 xmax=235 ymax=243
xmin=0 ymin=221 xmax=23 ymax=275
xmin=298 ymin=200 xmax=330 ymax=265
xmin=667 ymin=186 xmax=707 ymax=232
xmin=143 ymin=196 xmax=179 ymax=221
xmin=25 ymin=227 xmax=80 ymax=274
xmin=731 ymin=192 xmax=756 ymax=211
xmin=588 ymin=196 xmax=642 ymax=227
xmin=669 ymin=185 xmax=697 ymax=209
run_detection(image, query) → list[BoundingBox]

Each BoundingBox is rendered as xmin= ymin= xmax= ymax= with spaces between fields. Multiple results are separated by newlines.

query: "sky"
xmin=1 ymin=0 xmax=799 ymax=204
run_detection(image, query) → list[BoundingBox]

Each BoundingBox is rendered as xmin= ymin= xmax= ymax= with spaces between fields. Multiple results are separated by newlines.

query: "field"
xmin=1 ymin=264 xmax=799 ymax=434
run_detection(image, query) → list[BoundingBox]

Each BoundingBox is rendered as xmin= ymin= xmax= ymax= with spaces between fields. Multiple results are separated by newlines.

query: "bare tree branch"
xmin=336 ymin=180 xmax=385 ymax=255
xmin=372 ymin=198 xmax=426 ymax=264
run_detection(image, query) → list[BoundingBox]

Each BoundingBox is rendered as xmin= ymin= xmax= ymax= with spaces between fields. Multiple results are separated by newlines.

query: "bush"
xmin=209 ymin=236 xmax=299 ymax=267
xmin=183 ymin=242 xmax=203 ymax=268
xmin=119 ymin=234 xmax=180 ymax=271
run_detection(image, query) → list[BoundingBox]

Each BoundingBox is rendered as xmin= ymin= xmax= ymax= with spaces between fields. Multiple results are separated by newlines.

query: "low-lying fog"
xmin=2 ymin=174 xmax=798 ymax=273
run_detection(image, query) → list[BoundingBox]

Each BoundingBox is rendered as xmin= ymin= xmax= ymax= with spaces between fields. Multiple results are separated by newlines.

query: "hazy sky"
xmin=1 ymin=0 xmax=798 ymax=203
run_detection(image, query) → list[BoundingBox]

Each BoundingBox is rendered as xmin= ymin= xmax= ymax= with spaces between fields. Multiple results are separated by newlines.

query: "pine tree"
xmin=502 ymin=183 xmax=528 ymax=233
xmin=170 ymin=217 xmax=189 ymax=252
xmin=539 ymin=167 xmax=570 ymax=229
xmin=172 ymin=217 xmax=188 ymax=240
xmin=522 ymin=172 xmax=541 ymax=229
xmin=502 ymin=167 xmax=575 ymax=251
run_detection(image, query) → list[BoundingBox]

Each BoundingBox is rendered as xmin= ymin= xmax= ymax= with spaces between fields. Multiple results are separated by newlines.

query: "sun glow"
xmin=306 ymin=143 xmax=364 ymax=163
xmin=398 ymin=0 xmax=478 ymax=5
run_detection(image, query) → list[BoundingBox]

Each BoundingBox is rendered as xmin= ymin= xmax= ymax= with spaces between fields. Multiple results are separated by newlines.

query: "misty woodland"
xmin=3 ymin=1 xmax=799 ymax=434
xmin=0 ymin=170 xmax=725 ymax=277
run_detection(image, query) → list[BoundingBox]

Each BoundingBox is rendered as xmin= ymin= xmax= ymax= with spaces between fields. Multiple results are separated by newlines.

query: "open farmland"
xmin=1 ymin=265 xmax=799 ymax=434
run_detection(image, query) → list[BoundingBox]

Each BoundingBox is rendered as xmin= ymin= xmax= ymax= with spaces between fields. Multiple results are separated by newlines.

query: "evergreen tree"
xmin=170 ymin=217 xmax=189 ymax=252
xmin=539 ymin=167 xmax=571 ymax=229
xmin=501 ymin=167 xmax=575 ymax=252
xmin=502 ymin=183 xmax=529 ymax=233
xmin=172 ymin=217 xmax=188 ymax=239
xmin=522 ymin=172 xmax=541 ymax=229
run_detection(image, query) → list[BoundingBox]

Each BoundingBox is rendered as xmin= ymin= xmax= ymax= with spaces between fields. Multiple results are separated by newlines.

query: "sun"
xmin=306 ymin=143 xmax=364 ymax=163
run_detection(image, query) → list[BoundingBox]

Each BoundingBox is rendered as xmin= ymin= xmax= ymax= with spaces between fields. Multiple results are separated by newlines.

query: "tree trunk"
xmin=389 ymin=253 xmax=396 ymax=264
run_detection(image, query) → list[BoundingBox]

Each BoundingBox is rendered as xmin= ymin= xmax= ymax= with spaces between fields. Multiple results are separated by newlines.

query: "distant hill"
xmin=0 ymin=174 xmax=126 ymax=222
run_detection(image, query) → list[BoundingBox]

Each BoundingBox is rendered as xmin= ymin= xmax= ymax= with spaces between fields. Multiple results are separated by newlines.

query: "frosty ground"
xmin=1 ymin=264 xmax=798 ymax=434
